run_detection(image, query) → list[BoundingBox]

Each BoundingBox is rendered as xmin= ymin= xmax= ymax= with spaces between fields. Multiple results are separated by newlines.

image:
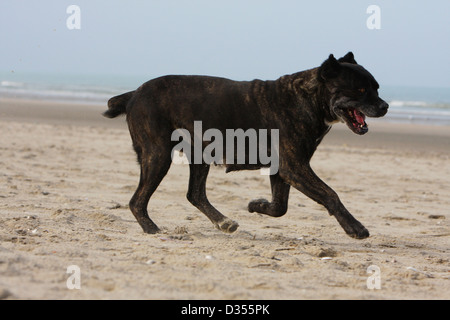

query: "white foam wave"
xmin=388 ymin=100 xmax=429 ymax=108
xmin=0 ymin=81 xmax=24 ymax=87
xmin=0 ymin=82 xmax=126 ymax=103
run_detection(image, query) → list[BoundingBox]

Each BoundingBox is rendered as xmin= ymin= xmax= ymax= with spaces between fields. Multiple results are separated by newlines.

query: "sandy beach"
xmin=0 ymin=97 xmax=449 ymax=300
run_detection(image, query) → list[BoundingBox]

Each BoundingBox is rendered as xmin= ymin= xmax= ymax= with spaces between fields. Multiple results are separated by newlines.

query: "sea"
xmin=1 ymin=72 xmax=450 ymax=126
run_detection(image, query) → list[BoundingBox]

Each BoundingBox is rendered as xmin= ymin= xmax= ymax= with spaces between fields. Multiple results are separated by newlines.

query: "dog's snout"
xmin=362 ymin=100 xmax=389 ymax=118
xmin=376 ymin=100 xmax=389 ymax=117
xmin=380 ymin=101 xmax=389 ymax=111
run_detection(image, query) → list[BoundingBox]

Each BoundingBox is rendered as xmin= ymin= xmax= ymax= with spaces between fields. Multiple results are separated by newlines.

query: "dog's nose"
xmin=380 ymin=101 xmax=389 ymax=112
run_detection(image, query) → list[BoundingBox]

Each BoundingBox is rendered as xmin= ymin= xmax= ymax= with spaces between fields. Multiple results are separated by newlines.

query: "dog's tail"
xmin=103 ymin=91 xmax=135 ymax=118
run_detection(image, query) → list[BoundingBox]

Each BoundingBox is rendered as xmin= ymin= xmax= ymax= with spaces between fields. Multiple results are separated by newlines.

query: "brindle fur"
xmin=104 ymin=52 xmax=388 ymax=239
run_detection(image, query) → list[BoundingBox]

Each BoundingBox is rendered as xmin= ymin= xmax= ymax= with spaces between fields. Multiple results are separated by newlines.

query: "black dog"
xmin=104 ymin=52 xmax=388 ymax=239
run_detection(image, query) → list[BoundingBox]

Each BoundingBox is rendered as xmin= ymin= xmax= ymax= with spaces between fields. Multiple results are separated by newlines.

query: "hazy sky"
xmin=1 ymin=0 xmax=449 ymax=87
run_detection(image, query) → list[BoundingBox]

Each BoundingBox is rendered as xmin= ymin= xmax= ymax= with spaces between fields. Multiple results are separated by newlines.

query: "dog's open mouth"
xmin=341 ymin=108 xmax=368 ymax=135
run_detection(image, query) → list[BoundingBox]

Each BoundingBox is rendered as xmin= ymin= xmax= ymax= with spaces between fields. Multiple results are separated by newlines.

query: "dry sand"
xmin=0 ymin=97 xmax=449 ymax=300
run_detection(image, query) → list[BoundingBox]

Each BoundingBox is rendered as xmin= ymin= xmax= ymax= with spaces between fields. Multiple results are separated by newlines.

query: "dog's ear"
xmin=338 ymin=52 xmax=357 ymax=64
xmin=318 ymin=54 xmax=341 ymax=81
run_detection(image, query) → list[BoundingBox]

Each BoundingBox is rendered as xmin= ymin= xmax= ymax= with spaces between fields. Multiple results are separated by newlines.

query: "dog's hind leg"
xmin=248 ymin=172 xmax=290 ymax=217
xmin=187 ymin=163 xmax=239 ymax=233
xmin=129 ymin=145 xmax=172 ymax=234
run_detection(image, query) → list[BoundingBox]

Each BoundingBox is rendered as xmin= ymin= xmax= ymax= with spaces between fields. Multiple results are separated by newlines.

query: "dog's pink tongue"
xmin=354 ymin=109 xmax=365 ymax=125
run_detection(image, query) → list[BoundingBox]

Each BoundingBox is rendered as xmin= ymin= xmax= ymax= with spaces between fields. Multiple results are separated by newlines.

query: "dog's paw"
xmin=334 ymin=212 xmax=370 ymax=239
xmin=216 ymin=218 xmax=239 ymax=233
xmin=248 ymin=198 xmax=270 ymax=213
xmin=142 ymin=225 xmax=161 ymax=234
xmin=138 ymin=219 xmax=161 ymax=234
xmin=352 ymin=227 xmax=370 ymax=239
xmin=248 ymin=199 xmax=287 ymax=217
xmin=345 ymin=224 xmax=370 ymax=239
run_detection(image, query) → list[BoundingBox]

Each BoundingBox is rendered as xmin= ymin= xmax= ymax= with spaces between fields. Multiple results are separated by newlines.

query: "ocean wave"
xmin=388 ymin=100 xmax=429 ymax=107
xmin=379 ymin=101 xmax=450 ymax=126
xmin=0 ymin=81 xmax=25 ymax=88
xmin=388 ymin=100 xmax=450 ymax=110
xmin=0 ymin=81 xmax=127 ymax=103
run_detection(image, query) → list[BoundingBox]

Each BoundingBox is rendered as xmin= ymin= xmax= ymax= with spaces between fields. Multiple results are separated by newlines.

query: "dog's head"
xmin=318 ymin=52 xmax=389 ymax=135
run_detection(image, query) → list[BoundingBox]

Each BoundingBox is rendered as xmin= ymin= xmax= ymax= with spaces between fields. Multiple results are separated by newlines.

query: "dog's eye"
xmin=358 ymin=88 xmax=366 ymax=94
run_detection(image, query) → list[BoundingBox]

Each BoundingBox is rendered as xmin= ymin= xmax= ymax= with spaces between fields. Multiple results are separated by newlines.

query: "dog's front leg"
xmin=281 ymin=165 xmax=369 ymax=239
